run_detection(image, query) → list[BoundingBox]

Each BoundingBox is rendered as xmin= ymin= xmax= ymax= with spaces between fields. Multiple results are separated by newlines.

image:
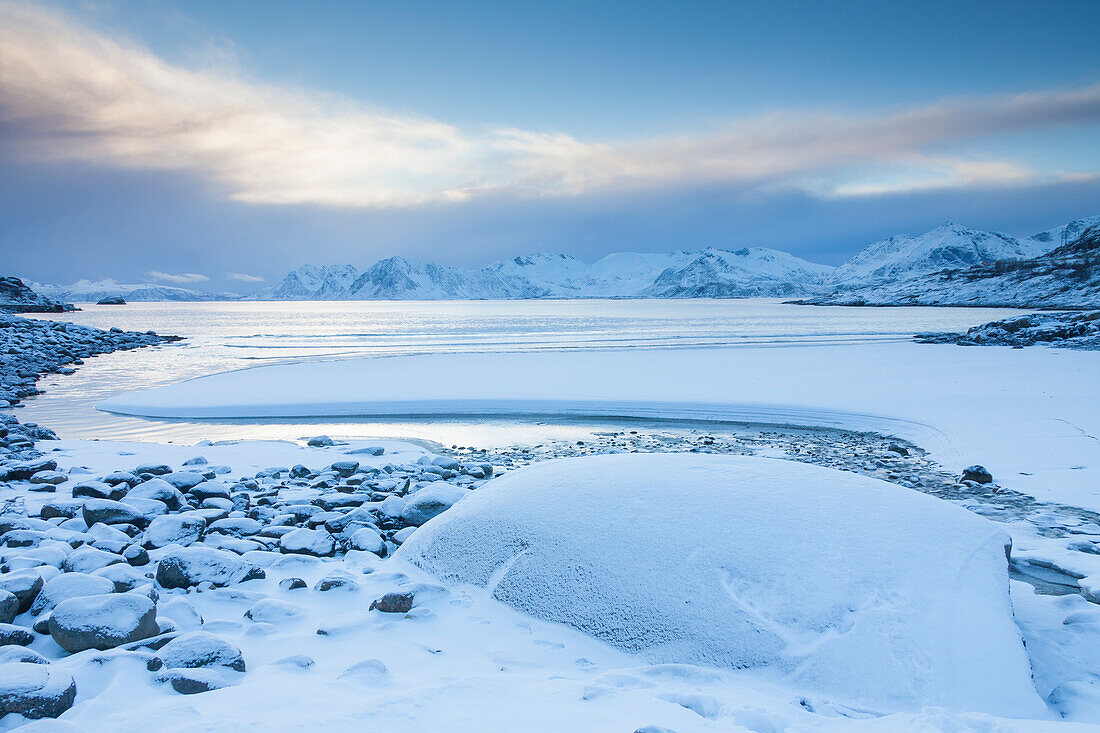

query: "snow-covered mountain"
xmin=643 ymin=247 xmax=834 ymax=298
xmin=251 ymin=265 xmax=360 ymax=300
xmin=255 ymin=247 xmax=834 ymax=300
xmin=802 ymin=220 xmax=1100 ymax=308
xmin=831 ymin=222 xmax=1049 ymax=286
xmin=27 ymin=279 xmax=239 ymax=303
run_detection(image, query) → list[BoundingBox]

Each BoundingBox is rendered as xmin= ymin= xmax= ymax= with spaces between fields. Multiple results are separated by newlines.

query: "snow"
xmin=831 ymin=221 xmax=1050 ymax=286
xmin=26 ymin=280 xmax=238 ymax=303
xmin=396 ymin=453 xmax=1042 ymax=716
xmin=642 ymin=247 xmax=835 ymax=297
xmin=253 ymin=247 xmax=834 ymax=300
xmin=99 ymin=342 xmax=1100 ymax=512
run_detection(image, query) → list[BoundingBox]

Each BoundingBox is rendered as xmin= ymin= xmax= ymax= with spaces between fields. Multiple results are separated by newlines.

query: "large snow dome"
xmin=395 ymin=453 xmax=1043 ymax=716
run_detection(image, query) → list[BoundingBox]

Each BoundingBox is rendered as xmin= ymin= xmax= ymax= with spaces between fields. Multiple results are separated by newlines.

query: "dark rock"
xmin=962 ymin=465 xmax=994 ymax=484
xmin=369 ymin=592 xmax=414 ymax=614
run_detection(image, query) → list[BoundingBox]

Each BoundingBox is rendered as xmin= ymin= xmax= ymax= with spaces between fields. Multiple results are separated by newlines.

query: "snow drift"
xmin=396 ymin=453 xmax=1043 ymax=716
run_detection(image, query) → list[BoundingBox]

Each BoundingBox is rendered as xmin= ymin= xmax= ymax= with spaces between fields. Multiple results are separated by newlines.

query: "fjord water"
xmin=23 ymin=299 xmax=1023 ymax=445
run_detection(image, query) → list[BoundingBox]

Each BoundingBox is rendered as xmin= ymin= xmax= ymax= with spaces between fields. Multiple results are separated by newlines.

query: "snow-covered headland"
xmin=3 ymin=310 xmax=1100 ymax=728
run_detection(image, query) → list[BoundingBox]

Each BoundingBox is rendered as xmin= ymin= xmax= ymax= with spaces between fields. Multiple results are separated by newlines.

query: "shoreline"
xmin=2 ymin=312 xmax=1100 ymax=725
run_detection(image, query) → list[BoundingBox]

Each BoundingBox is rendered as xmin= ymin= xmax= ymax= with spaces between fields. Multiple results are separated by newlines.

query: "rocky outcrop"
xmin=0 ymin=277 xmax=74 ymax=313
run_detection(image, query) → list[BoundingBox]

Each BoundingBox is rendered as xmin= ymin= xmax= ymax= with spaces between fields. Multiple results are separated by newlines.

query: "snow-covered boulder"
xmin=148 ymin=631 xmax=245 ymax=672
xmin=400 ymin=485 xmax=469 ymax=526
xmin=48 ymin=593 xmax=158 ymax=652
xmin=278 ymin=528 xmax=335 ymax=557
xmin=30 ymin=572 xmax=115 ymax=615
xmin=142 ymin=514 xmax=206 ymax=549
xmin=0 ymin=663 xmax=76 ymax=719
xmin=154 ymin=546 xmax=264 ymax=589
xmin=396 ymin=454 xmax=1043 ymax=716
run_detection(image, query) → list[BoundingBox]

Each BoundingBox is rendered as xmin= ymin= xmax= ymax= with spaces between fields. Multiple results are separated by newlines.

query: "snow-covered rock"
xmin=397 ymin=453 xmax=1043 ymax=716
xmin=154 ymin=546 xmax=264 ymax=589
xmin=30 ymin=572 xmax=115 ymax=615
xmin=0 ymin=663 xmax=76 ymax=719
xmin=148 ymin=631 xmax=245 ymax=672
xmin=400 ymin=485 xmax=469 ymax=526
xmin=142 ymin=514 xmax=206 ymax=549
xmin=48 ymin=593 xmax=158 ymax=652
xmin=278 ymin=528 xmax=335 ymax=557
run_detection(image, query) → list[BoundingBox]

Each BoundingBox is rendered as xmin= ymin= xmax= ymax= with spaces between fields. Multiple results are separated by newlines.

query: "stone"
xmin=30 ymin=572 xmax=115 ymax=615
xmin=123 ymin=544 xmax=150 ymax=566
xmin=164 ymin=472 xmax=205 ymax=490
xmin=0 ymin=591 xmax=18 ymax=624
xmin=278 ymin=528 xmax=335 ymax=557
xmin=28 ymin=471 xmax=66 ymax=486
xmin=400 ymin=485 xmax=468 ymax=526
xmin=81 ymin=499 xmax=148 ymax=527
xmin=962 ymin=465 xmax=994 ymax=484
xmin=330 ymin=461 xmax=359 ymax=477
xmin=134 ymin=463 xmax=171 ymax=476
xmin=369 ymin=592 xmax=414 ymax=614
xmin=189 ymin=482 xmax=231 ymax=502
xmin=0 ymin=647 xmax=47 ymax=665
xmin=314 ymin=575 xmax=359 ymax=592
xmin=0 ymin=624 xmax=35 ymax=647
xmin=0 ymin=663 xmax=76 ymax=719
xmin=60 ymin=546 xmax=125 ymax=574
xmin=155 ymin=546 xmax=265 ymax=589
xmin=48 ymin=593 xmax=159 ymax=653
xmin=148 ymin=631 xmax=245 ymax=672
xmin=0 ymin=571 xmax=43 ymax=613
xmin=306 ymin=436 xmax=334 ymax=447
xmin=207 ymin=517 xmax=262 ymax=538
xmin=348 ymin=527 xmax=385 ymax=555
xmin=126 ymin=478 xmax=186 ymax=509
xmin=142 ymin=514 xmax=206 ymax=549
xmin=278 ymin=577 xmax=306 ymax=591
xmin=158 ymin=667 xmax=228 ymax=694
xmin=244 ymin=598 xmax=302 ymax=623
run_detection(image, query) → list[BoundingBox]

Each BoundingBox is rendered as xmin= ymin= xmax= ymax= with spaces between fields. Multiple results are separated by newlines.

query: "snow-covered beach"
xmin=1 ymin=300 xmax=1100 ymax=730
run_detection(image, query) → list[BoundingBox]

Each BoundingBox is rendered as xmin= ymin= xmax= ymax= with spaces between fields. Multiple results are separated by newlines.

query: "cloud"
xmin=227 ymin=272 xmax=264 ymax=282
xmin=1 ymin=1 xmax=1098 ymax=208
xmin=146 ymin=271 xmax=209 ymax=283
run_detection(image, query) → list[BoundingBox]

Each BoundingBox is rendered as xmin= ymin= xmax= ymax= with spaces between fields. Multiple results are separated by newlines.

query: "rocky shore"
xmin=917 ymin=311 xmax=1100 ymax=349
xmin=1 ymin=313 xmax=1100 ymax=724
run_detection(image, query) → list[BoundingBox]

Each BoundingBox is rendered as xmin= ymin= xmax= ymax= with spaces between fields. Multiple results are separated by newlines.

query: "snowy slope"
xmin=807 ymin=221 xmax=1100 ymax=308
xmin=252 ymin=264 xmax=360 ymax=300
xmin=831 ymin=222 xmax=1049 ymax=286
xmin=1025 ymin=215 xmax=1100 ymax=251
xmin=28 ymin=279 xmax=239 ymax=303
xmin=482 ymin=253 xmax=591 ymax=297
xmin=642 ymin=247 xmax=834 ymax=297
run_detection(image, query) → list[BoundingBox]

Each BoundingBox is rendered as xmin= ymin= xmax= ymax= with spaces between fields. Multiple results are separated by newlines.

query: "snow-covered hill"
xmin=803 ymin=221 xmax=1100 ymax=308
xmin=642 ymin=247 xmax=834 ymax=297
xmin=831 ymin=221 xmax=1050 ymax=286
xmin=28 ymin=279 xmax=240 ymax=303
xmin=255 ymin=247 xmax=832 ymax=300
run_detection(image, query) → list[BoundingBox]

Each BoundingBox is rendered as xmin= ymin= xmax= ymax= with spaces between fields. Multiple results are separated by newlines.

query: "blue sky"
xmin=1 ymin=0 xmax=1098 ymax=290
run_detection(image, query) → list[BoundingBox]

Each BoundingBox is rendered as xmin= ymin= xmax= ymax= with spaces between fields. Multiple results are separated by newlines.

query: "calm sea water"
xmin=21 ymin=299 xmax=1023 ymax=446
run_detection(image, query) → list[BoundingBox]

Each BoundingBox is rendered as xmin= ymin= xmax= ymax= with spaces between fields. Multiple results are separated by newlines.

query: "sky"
xmin=1 ymin=0 xmax=1098 ymax=292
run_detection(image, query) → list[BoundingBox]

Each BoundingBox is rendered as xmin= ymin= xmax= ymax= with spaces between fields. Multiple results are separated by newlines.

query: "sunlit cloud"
xmin=1 ymin=0 xmax=1098 ymax=208
xmin=146 ymin=271 xmax=209 ymax=283
xmin=227 ymin=272 xmax=264 ymax=283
